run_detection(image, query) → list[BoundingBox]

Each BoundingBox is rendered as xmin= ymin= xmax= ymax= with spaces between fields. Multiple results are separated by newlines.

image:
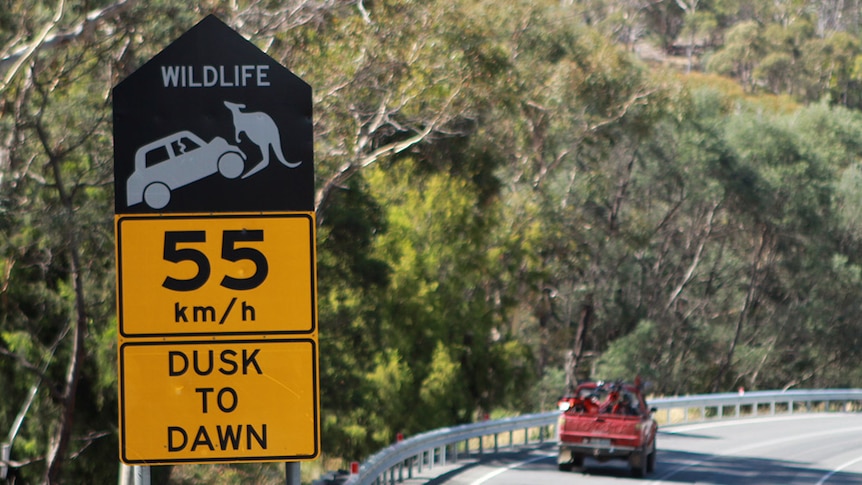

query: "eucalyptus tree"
xmin=258 ymin=0 xmax=536 ymax=458
xmin=588 ymin=83 xmax=735 ymax=394
xmin=801 ymin=31 xmax=862 ymax=108
xmin=755 ymin=21 xmax=814 ymax=95
xmin=706 ymin=20 xmax=765 ymax=91
xmin=0 ymin=1 xmax=138 ymax=482
xmin=762 ymin=104 xmax=862 ymax=389
xmin=460 ymin=0 xmax=675 ymax=394
xmin=0 ymin=1 xmax=266 ymax=482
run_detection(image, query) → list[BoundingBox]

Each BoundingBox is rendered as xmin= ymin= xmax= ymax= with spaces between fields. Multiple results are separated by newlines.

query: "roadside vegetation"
xmin=5 ymin=0 xmax=862 ymax=482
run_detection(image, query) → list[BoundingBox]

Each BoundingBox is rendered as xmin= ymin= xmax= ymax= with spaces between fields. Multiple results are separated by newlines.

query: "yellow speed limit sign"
xmin=116 ymin=213 xmax=316 ymax=338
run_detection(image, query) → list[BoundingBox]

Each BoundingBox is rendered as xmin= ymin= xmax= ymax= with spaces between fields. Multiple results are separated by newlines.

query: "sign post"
xmin=112 ymin=15 xmax=319 ymax=469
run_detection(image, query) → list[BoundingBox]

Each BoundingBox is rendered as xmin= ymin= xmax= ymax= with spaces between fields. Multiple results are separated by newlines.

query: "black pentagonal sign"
xmin=113 ymin=15 xmax=313 ymax=214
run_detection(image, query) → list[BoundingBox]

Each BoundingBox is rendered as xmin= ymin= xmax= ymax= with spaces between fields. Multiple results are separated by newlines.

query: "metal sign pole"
xmin=134 ymin=466 xmax=151 ymax=485
xmin=285 ymin=462 xmax=300 ymax=485
xmin=119 ymin=464 xmax=150 ymax=485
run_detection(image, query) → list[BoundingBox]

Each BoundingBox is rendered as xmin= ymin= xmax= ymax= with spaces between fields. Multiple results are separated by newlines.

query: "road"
xmin=425 ymin=414 xmax=862 ymax=485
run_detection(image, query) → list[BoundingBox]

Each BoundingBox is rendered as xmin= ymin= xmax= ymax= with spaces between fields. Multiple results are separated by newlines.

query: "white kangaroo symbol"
xmin=224 ymin=101 xmax=301 ymax=178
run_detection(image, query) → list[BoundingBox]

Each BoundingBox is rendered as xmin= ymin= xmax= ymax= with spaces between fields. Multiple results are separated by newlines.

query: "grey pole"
xmin=134 ymin=466 xmax=151 ymax=485
xmin=286 ymin=462 xmax=300 ymax=485
xmin=119 ymin=464 xmax=150 ymax=485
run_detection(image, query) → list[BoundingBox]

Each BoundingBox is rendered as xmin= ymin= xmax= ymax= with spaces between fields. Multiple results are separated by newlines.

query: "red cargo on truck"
xmin=556 ymin=380 xmax=657 ymax=477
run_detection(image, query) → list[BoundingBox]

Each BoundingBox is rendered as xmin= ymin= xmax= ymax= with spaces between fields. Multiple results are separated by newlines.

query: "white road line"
xmin=468 ymin=453 xmax=552 ymax=485
xmin=816 ymin=454 xmax=862 ymax=485
xmin=661 ymin=413 xmax=852 ymax=434
xmin=649 ymin=422 xmax=862 ymax=484
xmin=464 ymin=416 xmax=862 ymax=484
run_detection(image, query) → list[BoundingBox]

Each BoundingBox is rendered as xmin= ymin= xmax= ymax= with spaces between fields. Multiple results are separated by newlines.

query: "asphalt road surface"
xmin=425 ymin=414 xmax=862 ymax=485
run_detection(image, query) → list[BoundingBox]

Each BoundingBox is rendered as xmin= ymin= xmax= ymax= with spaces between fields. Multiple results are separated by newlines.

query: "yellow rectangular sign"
xmin=116 ymin=213 xmax=315 ymax=337
xmin=119 ymin=339 xmax=319 ymax=464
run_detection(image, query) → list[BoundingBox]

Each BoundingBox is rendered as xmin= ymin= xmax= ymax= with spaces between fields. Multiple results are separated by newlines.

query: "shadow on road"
xmin=644 ymin=449 xmax=862 ymax=484
xmin=420 ymin=445 xmax=862 ymax=484
xmin=547 ymin=449 xmax=861 ymax=484
xmin=657 ymin=429 xmax=721 ymax=440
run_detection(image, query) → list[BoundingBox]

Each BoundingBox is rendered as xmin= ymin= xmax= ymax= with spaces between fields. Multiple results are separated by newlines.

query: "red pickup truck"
xmin=556 ymin=380 xmax=657 ymax=477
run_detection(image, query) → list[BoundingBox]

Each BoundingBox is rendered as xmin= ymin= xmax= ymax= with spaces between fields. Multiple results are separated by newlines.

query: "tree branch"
xmin=0 ymin=0 xmax=136 ymax=90
xmin=665 ymin=202 xmax=718 ymax=311
xmin=314 ymin=83 xmax=463 ymax=214
xmin=0 ymin=0 xmax=65 ymax=92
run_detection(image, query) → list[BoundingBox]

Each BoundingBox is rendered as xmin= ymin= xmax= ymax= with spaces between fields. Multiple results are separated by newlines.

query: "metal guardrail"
xmin=340 ymin=389 xmax=862 ymax=485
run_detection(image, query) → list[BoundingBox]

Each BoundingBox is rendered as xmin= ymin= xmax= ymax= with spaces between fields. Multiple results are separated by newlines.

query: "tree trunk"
xmin=44 ymin=251 xmax=86 ymax=484
xmin=712 ymin=226 xmax=770 ymax=392
xmin=565 ymin=294 xmax=593 ymax=394
xmin=40 ymin=127 xmax=88 ymax=484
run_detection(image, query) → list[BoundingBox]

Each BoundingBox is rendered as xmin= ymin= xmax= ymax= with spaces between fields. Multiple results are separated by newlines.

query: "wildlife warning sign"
xmin=112 ymin=14 xmax=313 ymax=214
xmin=112 ymin=15 xmax=319 ymax=465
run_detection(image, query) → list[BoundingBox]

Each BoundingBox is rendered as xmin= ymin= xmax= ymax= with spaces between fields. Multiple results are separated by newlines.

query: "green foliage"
xmin=418 ymin=343 xmax=469 ymax=427
xmin=366 ymin=350 xmax=413 ymax=442
xmin=595 ymin=320 xmax=662 ymax=383
xmin=529 ymin=367 xmax=567 ymax=412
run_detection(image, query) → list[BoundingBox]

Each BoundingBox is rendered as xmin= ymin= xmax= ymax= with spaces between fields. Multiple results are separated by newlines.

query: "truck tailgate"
xmin=559 ymin=415 xmax=642 ymax=445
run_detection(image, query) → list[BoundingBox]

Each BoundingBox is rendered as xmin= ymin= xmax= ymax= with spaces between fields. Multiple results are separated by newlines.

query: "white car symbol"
xmin=127 ymin=130 xmax=246 ymax=209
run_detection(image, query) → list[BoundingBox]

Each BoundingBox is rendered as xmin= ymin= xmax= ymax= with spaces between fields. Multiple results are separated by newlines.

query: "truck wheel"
xmin=647 ymin=441 xmax=657 ymax=473
xmin=572 ymin=454 xmax=584 ymax=468
xmin=630 ymin=450 xmax=647 ymax=478
xmin=558 ymin=462 xmax=573 ymax=472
